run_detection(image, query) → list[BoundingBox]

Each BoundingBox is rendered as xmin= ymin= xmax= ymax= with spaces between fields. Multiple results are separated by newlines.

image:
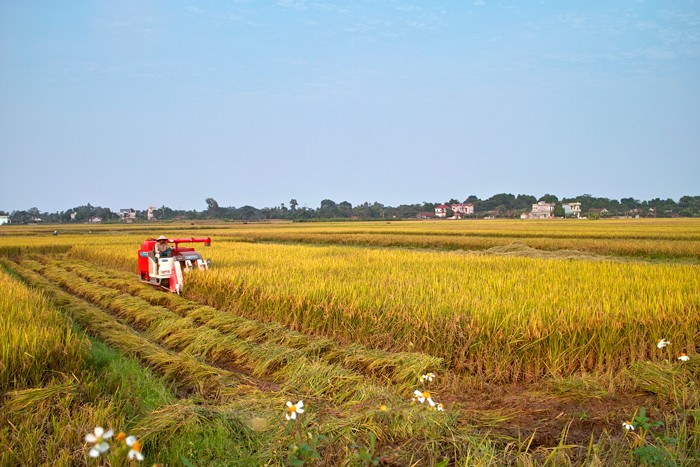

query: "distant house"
xmin=69 ymin=212 xmax=76 ymax=221
xmin=434 ymin=205 xmax=449 ymax=218
xmin=119 ymin=208 xmax=137 ymax=223
xmin=89 ymin=217 xmax=102 ymax=224
xmin=451 ymin=203 xmax=474 ymax=218
xmin=0 ymin=215 xmax=9 ymax=225
xmin=562 ymin=202 xmax=582 ymax=218
xmin=530 ymin=201 xmax=555 ymax=219
xmin=588 ymin=208 xmax=610 ymax=217
xmin=416 ymin=211 xmax=435 ymax=219
xmin=147 ymin=206 xmax=156 ymax=221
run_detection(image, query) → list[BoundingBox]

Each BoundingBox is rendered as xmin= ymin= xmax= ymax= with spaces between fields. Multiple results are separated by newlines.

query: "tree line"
xmin=3 ymin=194 xmax=700 ymax=224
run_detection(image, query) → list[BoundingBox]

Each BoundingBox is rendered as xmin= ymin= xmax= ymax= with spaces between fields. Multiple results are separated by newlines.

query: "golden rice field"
xmin=1 ymin=218 xmax=699 ymax=465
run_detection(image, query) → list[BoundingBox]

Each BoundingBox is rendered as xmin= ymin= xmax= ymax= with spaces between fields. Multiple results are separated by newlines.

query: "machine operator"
xmin=154 ymin=235 xmax=173 ymax=258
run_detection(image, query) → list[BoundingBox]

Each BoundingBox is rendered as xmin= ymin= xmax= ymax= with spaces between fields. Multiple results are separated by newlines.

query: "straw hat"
xmin=156 ymin=235 xmax=168 ymax=241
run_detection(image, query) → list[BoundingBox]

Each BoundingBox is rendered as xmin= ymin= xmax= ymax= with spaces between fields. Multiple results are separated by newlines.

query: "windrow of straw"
xmin=31 ymin=258 xmax=439 ymax=405
xmin=59 ymin=258 xmax=444 ymax=390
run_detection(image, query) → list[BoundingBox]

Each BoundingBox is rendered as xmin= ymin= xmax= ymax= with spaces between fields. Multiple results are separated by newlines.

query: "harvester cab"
xmin=138 ymin=237 xmax=211 ymax=294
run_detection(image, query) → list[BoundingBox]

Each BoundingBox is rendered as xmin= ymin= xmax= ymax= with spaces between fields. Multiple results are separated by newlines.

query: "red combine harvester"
xmin=138 ymin=237 xmax=212 ymax=294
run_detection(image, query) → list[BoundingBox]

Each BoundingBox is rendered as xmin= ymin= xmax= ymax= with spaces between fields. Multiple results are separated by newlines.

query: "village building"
xmin=451 ymin=203 xmax=474 ymax=218
xmin=147 ymin=206 xmax=157 ymax=221
xmin=530 ymin=201 xmax=555 ymax=219
xmin=562 ymin=202 xmax=582 ymax=218
xmin=119 ymin=208 xmax=137 ymax=223
xmin=588 ymin=208 xmax=610 ymax=217
xmin=416 ymin=211 xmax=435 ymax=219
xmin=0 ymin=215 xmax=9 ymax=225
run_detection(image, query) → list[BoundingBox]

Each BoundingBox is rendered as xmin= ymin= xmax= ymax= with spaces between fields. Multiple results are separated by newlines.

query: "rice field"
xmin=1 ymin=218 xmax=699 ymax=465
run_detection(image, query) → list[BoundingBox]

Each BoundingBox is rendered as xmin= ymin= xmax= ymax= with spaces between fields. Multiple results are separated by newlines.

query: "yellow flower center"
xmin=379 ymin=404 xmax=388 ymax=412
xmin=133 ymin=440 xmax=142 ymax=452
xmin=287 ymin=405 xmax=297 ymax=413
xmin=116 ymin=432 xmax=126 ymax=442
xmin=422 ymin=391 xmax=431 ymax=399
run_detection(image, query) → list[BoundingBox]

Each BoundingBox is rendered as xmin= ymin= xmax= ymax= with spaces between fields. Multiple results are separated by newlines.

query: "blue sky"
xmin=1 ymin=0 xmax=698 ymax=212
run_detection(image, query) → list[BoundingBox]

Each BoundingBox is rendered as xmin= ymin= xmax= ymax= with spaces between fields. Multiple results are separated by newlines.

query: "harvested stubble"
xmin=58 ymin=258 xmax=444 ymax=391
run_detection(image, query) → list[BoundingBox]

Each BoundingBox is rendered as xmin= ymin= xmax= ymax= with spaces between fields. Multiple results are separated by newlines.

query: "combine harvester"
xmin=138 ymin=236 xmax=211 ymax=294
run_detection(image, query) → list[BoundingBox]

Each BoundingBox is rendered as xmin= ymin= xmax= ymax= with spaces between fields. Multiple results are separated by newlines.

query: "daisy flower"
xmin=125 ymin=436 xmax=144 ymax=462
xmin=657 ymin=338 xmax=670 ymax=349
xmin=85 ymin=426 xmax=113 ymax=458
xmin=420 ymin=372 xmax=435 ymax=383
xmin=378 ymin=404 xmax=388 ymax=412
xmin=413 ymin=389 xmax=436 ymax=407
xmin=285 ymin=400 xmax=304 ymax=420
xmin=622 ymin=421 xmax=634 ymax=431
xmin=436 ymin=403 xmax=445 ymax=412
xmin=678 ymin=353 xmax=689 ymax=362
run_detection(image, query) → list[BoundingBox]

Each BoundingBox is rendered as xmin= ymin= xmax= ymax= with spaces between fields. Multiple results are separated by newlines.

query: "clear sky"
xmin=1 ymin=0 xmax=698 ymax=212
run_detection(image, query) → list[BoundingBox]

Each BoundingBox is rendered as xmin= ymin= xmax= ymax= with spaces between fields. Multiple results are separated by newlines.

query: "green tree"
xmin=319 ymin=199 xmax=338 ymax=218
xmin=678 ymin=196 xmax=700 ymax=217
xmin=338 ymin=201 xmax=353 ymax=218
xmin=538 ymin=194 xmax=559 ymax=204
xmin=205 ymin=198 xmax=220 ymax=219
